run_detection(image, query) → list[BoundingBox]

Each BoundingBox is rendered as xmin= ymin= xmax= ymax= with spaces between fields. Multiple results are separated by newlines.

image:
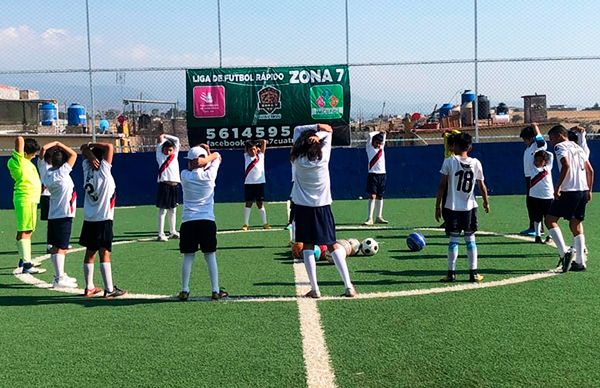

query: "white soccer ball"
xmin=347 ymin=238 xmax=361 ymax=256
xmin=360 ymin=238 xmax=379 ymax=256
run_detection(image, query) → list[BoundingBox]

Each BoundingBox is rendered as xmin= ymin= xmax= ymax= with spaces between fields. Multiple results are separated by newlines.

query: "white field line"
xmin=293 ymin=259 xmax=337 ymax=388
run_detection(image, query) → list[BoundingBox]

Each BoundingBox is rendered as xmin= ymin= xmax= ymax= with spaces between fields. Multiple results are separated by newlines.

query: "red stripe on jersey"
xmin=530 ymin=170 xmax=549 ymax=188
xmin=369 ymin=149 xmax=383 ymax=169
xmin=245 ymin=155 xmax=260 ymax=178
xmin=158 ymin=154 xmax=175 ymax=179
xmin=69 ymin=191 xmax=77 ymax=215
xmin=110 ymin=192 xmax=116 ymax=209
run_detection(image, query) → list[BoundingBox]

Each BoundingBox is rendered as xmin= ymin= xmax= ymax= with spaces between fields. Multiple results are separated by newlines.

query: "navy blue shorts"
xmin=529 ymin=197 xmax=552 ymax=222
xmin=294 ymin=204 xmax=336 ymax=245
xmin=47 ymin=217 xmax=73 ymax=249
xmin=443 ymin=208 xmax=478 ymax=236
xmin=179 ymin=220 xmax=217 ymax=254
xmin=366 ymin=173 xmax=386 ymax=196
xmin=244 ymin=183 xmax=265 ymax=202
xmin=40 ymin=195 xmax=50 ymax=221
xmin=156 ymin=182 xmax=180 ymax=209
xmin=548 ymin=191 xmax=588 ymax=221
xmin=79 ymin=220 xmax=113 ymax=252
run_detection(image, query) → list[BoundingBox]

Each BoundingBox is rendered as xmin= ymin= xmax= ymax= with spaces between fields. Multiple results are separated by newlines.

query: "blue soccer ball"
xmin=406 ymin=232 xmax=426 ymax=252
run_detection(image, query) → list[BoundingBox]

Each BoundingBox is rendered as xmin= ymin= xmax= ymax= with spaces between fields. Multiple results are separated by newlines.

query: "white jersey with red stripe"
xmin=181 ymin=157 xmax=221 ymax=222
xmin=366 ymin=131 xmax=386 ymax=174
xmin=244 ymin=152 xmax=265 ymax=184
xmin=45 ymin=164 xmax=77 ymax=219
xmin=82 ymin=159 xmax=116 ymax=221
xmin=156 ymin=134 xmax=181 ymax=183
xmin=440 ymin=155 xmax=484 ymax=211
xmin=526 ymin=151 xmax=554 ymax=199
xmin=554 ymin=140 xmax=589 ymax=192
xmin=37 ymin=159 xmax=51 ymax=196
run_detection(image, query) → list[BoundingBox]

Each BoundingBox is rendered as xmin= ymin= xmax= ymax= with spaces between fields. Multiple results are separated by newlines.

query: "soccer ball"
xmin=292 ymin=242 xmax=304 ymax=259
xmin=337 ymin=239 xmax=353 ymax=256
xmin=406 ymin=232 xmax=426 ymax=252
xmin=347 ymin=238 xmax=361 ymax=256
xmin=319 ymin=245 xmax=328 ymax=261
xmin=313 ymin=245 xmax=322 ymax=261
xmin=360 ymin=238 xmax=379 ymax=256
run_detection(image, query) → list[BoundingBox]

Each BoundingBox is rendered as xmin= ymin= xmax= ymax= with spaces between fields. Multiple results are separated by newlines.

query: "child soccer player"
xmin=79 ymin=142 xmax=126 ymax=298
xmin=364 ymin=129 xmax=388 ymax=225
xmin=43 ymin=141 xmax=78 ymax=288
xmin=545 ymin=125 xmax=594 ymax=272
xmin=291 ymin=124 xmax=356 ymax=298
xmin=520 ymin=123 xmax=546 ymax=236
xmin=528 ymin=150 xmax=554 ymax=244
xmin=178 ymin=145 xmax=228 ymax=301
xmin=156 ymin=133 xmax=181 ymax=241
xmin=568 ymin=125 xmax=590 ymax=158
xmin=285 ymin=161 xmax=296 ymax=246
xmin=7 ymin=136 xmax=44 ymax=274
xmin=242 ymin=139 xmax=269 ymax=231
xmin=435 ymin=132 xmax=490 ymax=283
xmin=37 ymin=146 xmax=53 ymax=252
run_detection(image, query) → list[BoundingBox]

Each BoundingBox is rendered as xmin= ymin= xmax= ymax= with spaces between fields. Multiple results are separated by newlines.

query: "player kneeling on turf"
xmin=291 ymin=124 xmax=356 ymax=298
xmin=43 ymin=142 xmax=78 ymax=288
xmin=435 ymin=133 xmax=490 ymax=283
xmin=178 ymin=145 xmax=228 ymax=301
xmin=79 ymin=143 xmax=126 ymax=298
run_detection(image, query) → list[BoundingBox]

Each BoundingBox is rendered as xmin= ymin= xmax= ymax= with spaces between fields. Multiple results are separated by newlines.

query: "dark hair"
xmin=519 ymin=126 xmax=535 ymax=140
xmin=50 ymin=147 xmax=65 ymax=168
xmin=91 ymin=146 xmax=104 ymax=160
xmin=548 ymin=124 xmax=568 ymax=138
xmin=161 ymin=140 xmax=175 ymax=152
xmin=453 ymin=133 xmax=473 ymax=152
xmin=446 ymin=132 xmax=458 ymax=147
xmin=372 ymin=133 xmax=384 ymax=144
xmin=245 ymin=140 xmax=257 ymax=152
xmin=567 ymin=130 xmax=578 ymax=142
xmin=24 ymin=138 xmax=40 ymax=155
xmin=534 ymin=149 xmax=551 ymax=163
xmin=290 ymin=130 xmax=323 ymax=162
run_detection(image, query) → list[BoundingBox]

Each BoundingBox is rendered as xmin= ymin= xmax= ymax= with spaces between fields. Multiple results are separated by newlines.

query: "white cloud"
xmin=0 ymin=25 xmax=34 ymax=46
xmin=41 ymin=28 xmax=71 ymax=46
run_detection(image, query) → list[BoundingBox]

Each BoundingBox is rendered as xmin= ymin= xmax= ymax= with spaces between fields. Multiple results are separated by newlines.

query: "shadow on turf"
xmin=0 ymin=293 xmax=174 ymax=307
xmin=389 ymin=252 xmax=555 ymax=260
xmin=357 ymin=268 xmax=544 ymax=277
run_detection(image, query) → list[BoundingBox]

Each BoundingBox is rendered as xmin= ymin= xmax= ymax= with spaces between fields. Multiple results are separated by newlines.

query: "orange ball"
xmin=292 ymin=242 xmax=304 ymax=259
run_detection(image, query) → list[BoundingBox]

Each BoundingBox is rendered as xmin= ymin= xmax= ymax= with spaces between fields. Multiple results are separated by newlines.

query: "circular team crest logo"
xmin=258 ymin=86 xmax=281 ymax=114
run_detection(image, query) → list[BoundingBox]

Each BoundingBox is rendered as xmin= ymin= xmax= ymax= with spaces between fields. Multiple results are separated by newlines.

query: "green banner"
xmin=186 ymin=65 xmax=350 ymax=148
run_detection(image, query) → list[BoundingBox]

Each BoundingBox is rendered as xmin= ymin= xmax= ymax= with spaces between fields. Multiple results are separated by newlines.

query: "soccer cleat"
xmin=569 ymin=262 xmax=587 ymax=272
xmin=304 ymin=289 xmax=321 ymax=299
xmin=375 ymin=217 xmax=389 ymax=224
xmin=177 ymin=291 xmax=189 ymax=301
xmin=169 ymin=232 xmax=180 ymax=239
xmin=62 ymin=273 xmax=77 ymax=283
xmin=469 ymin=273 xmax=484 ymax=283
xmin=22 ymin=264 xmax=46 ymax=274
xmin=284 ymin=223 xmax=293 ymax=231
xmin=52 ymin=277 xmax=78 ymax=288
xmin=363 ymin=219 xmax=374 ymax=226
xmin=343 ymin=287 xmax=357 ymax=298
xmin=263 ymin=223 xmax=271 ymax=230
xmin=520 ymin=228 xmax=536 ymax=237
xmin=157 ymin=234 xmax=168 ymax=242
xmin=104 ymin=286 xmax=127 ymax=298
xmin=440 ymin=272 xmax=456 ymax=283
xmin=241 ymin=224 xmax=249 ymax=231
xmin=544 ymin=235 xmax=552 ymax=243
xmin=561 ymin=249 xmax=574 ymax=273
xmin=83 ymin=287 xmax=103 ymax=297
xmin=535 ymin=236 xmax=543 ymax=244
xmin=211 ymin=289 xmax=229 ymax=300
xmin=17 ymin=259 xmax=23 ymax=268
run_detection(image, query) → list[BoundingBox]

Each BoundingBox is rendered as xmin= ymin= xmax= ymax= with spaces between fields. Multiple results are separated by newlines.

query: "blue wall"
xmin=1 ymin=141 xmax=598 ymax=209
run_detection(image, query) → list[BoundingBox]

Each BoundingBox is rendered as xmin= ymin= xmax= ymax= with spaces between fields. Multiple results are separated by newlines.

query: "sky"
xmin=0 ymin=0 xmax=599 ymax=116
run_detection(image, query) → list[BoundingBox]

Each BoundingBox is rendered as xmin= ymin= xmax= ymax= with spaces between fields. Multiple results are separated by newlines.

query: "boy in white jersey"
xmin=43 ymin=141 xmax=79 ymax=288
xmin=291 ymin=124 xmax=356 ymax=298
xmin=242 ymin=139 xmax=269 ymax=231
xmin=79 ymin=143 xmax=126 ymax=298
xmin=364 ymin=129 xmax=388 ymax=225
xmin=156 ymin=133 xmax=181 ymax=241
xmin=435 ymin=133 xmax=490 ymax=283
xmin=545 ymin=125 xmax=594 ymax=272
xmin=178 ymin=145 xmax=228 ymax=301
xmin=528 ymin=150 xmax=554 ymax=243
xmin=520 ymin=123 xmax=547 ymax=236
xmin=37 ymin=148 xmax=53 ymax=252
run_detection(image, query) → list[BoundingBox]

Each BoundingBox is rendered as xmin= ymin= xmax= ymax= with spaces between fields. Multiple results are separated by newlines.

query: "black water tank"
xmin=496 ymin=102 xmax=509 ymax=115
xmin=477 ymin=95 xmax=490 ymax=119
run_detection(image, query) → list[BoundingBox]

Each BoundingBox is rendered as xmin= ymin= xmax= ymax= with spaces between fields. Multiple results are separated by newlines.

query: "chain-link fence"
xmin=1 ymin=0 xmax=599 ymax=152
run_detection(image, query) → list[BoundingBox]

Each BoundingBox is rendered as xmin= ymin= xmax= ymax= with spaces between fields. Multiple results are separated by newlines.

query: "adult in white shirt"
xmin=291 ymin=123 xmax=356 ymax=298
xmin=546 ymin=125 xmax=594 ymax=272
xmin=156 ymin=133 xmax=181 ymax=241
xmin=242 ymin=139 xmax=269 ymax=231
xmin=364 ymin=129 xmax=388 ymax=225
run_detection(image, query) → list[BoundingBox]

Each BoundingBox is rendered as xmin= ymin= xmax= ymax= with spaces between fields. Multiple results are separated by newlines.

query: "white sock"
xmin=448 ymin=236 xmax=460 ymax=271
xmin=574 ymin=234 xmax=586 ymax=265
xmin=83 ymin=263 xmax=94 ymax=289
xmin=303 ymin=249 xmax=319 ymax=292
xmin=56 ymin=253 xmax=65 ymax=278
xmin=243 ymin=207 xmax=251 ymax=225
xmin=465 ymin=235 xmax=478 ymax=270
xmin=167 ymin=208 xmax=177 ymax=234
xmin=204 ymin=252 xmax=220 ymax=293
xmin=375 ymin=199 xmax=383 ymax=218
xmin=367 ymin=199 xmax=374 ymax=220
xmin=534 ymin=221 xmax=542 ymax=237
xmin=100 ymin=262 xmax=114 ymax=292
xmin=51 ymin=254 xmax=59 ymax=280
xmin=332 ymin=247 xmax=353 ymax=289
xmin=182 ymin=253 xmax=195 ymax=292
xmin=548 ymin=227 xmax=567 ymax=258
xmin=259 ymin=207 xmax=268 ymax=224
xmin=157 ymin=208 xmax=167 ymax=236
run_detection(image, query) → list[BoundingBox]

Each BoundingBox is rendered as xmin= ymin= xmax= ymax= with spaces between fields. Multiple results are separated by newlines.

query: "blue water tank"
xmin=461 ymin=90 xmax=476 ymax=105
xmin=438 ymin=103 xmax=454 ymax=118
xmin=98 ymin=119 xmax=110 ymax=133
xmin=39 ymin=102 xmax=58 ymax=126
xmin=67 ymin=103 xmax=87 ymax=126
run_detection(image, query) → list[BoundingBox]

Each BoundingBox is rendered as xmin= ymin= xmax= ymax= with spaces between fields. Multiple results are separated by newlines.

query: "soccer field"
xmin=0 ymin=195 xmax=598 ymax=387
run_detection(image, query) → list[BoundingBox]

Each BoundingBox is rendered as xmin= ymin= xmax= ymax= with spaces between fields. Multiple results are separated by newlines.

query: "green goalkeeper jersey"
xmin=7 ymin=150 xmax=41 ymax=204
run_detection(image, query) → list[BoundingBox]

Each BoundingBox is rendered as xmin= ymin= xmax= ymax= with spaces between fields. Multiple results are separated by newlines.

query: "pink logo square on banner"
xmin=193 ymin=85 xmax=226 ymax=118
